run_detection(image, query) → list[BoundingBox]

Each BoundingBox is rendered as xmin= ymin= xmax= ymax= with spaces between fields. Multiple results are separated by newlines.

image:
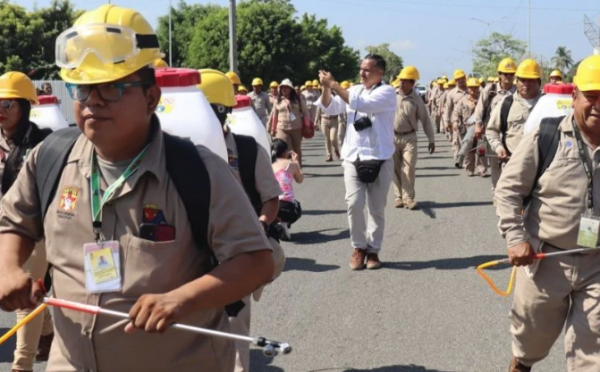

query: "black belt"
xmin=394 ymin=129 xmax=415 ymax=136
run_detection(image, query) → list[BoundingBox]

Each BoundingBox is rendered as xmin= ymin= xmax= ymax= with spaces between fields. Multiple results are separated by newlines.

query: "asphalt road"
xmin=0 ymin=130 xmax=566 ymax=372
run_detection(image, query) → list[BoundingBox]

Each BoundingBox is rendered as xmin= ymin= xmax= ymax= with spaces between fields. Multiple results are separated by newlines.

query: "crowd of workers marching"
xmin=1 ymin=3 xmax=600 ymax=372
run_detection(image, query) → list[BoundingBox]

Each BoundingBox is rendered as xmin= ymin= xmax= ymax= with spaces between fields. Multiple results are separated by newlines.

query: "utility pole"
xmin=229 ymin=0 xmax=238 ymax=72
xmin=168 ymin=0 xmax=172 ymax=67
xmin=528 ymin=0 xmax=531 ymax=57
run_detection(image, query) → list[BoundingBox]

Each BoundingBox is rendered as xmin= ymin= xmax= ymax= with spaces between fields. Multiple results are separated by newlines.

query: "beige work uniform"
xmin=271 ymin=98 xmax=310 ymax=166
xmin=454 ymin=95 xmax=486 ymax=175
xmin=495 ymin=113 xmax=600 ymax=371
xmin=0 ymin=122 xmax=272 ymax=372
xmin=445 ymin=87 xmax=467 ymax=160
xmin=473 ymin=83 xmax=517 ymax=192
xmin=301 ymin=90 xmax=318 ymax=123
xmin=248 ymin=91 xmax=272 ymax=127
xmin=0 ymin=135 xmax=55 ymax=372
xmin=432 ymin=88 xmax=445 ymax=132
xmin=338 ymin=110 xmax=348 ymax=147
xmin=392 ymin=89 xmax=435 ymax=202
xmin=486 ymin=92 xmax=541 ymax=195
xmin=437 ymin=91 xmax=450 ymax=138
xmin=224 ymin=130 xmax=284 ymax=372
xmin=314 ymin=106 xmax=340 ymax=158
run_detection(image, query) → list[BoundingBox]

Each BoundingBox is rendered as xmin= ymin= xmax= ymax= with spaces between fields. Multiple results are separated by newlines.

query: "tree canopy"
xmin=365 ymin=43 xmax=403 ymax=82
xmin=471 ymin=32 xmax=527 ymax=78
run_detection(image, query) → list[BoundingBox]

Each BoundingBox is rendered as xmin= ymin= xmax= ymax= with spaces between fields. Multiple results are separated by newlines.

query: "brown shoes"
xmin=326 ymin=156 xmax=333 ymax=162
xmin=508 ymin=358 xmax=531 ymax=372
xmin=366 ymin=253 xmax=382 ymax=270
xmin=404 ymin=199 xmax=418 ymax=210
xmin=349 ymin=248 xmax=366 ymax=270
xmin=394 ymin=199 xmax=404 ymax=208
xmin=36 ymin=333 xmax=54 ymax=362
xmin=335 ymin=149 xmax=340 ymax=159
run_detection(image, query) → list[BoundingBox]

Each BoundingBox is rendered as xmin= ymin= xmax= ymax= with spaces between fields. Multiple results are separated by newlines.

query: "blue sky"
xmin=19 ymin=0 xmax=600 ymax=82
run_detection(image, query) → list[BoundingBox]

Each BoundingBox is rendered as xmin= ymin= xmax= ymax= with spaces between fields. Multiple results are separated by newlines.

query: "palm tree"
xmin=551 ymin=46 xmax=574 ymax=72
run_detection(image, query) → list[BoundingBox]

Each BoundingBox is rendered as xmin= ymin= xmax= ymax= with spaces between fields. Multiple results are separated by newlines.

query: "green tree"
xmin=472 ymin=32 xmax=527 ymax=78
xmin=551 ymin=46 xmax=574 ymax=72
xmin=364 ymin=43 xmax=403 ymax=82
xmin=297 ymin=14 xmax=359 ymax=82
xmin=0 ymin=1 xmax=43 ymax=75
xmin=185 ymin=0 xmax=358 ymax=85
xmin=156 ymin=2 xmax=221 ymax=68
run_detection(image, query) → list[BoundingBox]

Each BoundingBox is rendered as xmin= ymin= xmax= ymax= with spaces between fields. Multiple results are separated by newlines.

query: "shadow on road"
xmin=343 ymin=365 xmax=462 ymax=371
xmin=420 ymin=156 xmax=453 ymax=160
xmin=290 ymin=228 xmax=349 ymax=245
xmin=383 ymin=255 xmax=507 ymax=271
xmin=250 ymin=349 xmax=285 ymax=372
xmin=284 ymin=257 xmax=340 ymax=273
xmin=303 ymin=163 xmax=341 ymax=168
xmin=0 ymin=327 xmax=15 ymax=363
xmin=415 ymin=174 xmax=458 ymax=178
xmin=415 ymin=166 xmax=451 ymax=171
xmin=304 ymin=173 xmax=344 ymax=178
xmin=419 ymin=200 xmax=493 ymax=209
xmin=303 ymin=209 xmax=346 ymax=216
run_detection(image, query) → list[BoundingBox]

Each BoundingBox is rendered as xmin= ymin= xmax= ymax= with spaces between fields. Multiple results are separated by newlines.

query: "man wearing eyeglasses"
xmin=473 ymin=58 xmax=517 ymax=200
xmin=0 ymin=5 xmax=274 ymax=372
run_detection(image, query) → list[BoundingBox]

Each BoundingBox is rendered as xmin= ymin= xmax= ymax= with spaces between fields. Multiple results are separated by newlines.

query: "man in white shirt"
xmin=318 ymin=54 xmax=397 ymax=270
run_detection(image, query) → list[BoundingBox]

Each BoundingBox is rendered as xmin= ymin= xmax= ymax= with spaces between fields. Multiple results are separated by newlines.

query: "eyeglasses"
xmin=65 ymin=81 xmax=151 ymax=102
xmin=0 ymin=100 xmax=14 ymax=110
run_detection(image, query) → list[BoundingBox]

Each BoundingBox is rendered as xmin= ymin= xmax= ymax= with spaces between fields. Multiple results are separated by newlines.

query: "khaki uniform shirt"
xmin=268 ymin=93 xmax=278 ymax=108
xmin=496 ymin=113 xmax=600 ymax=253
xmin=473 ymin=83 xmax=517 ymax=129
xmin=453 ymin=95 xmax=478 ymax=134
xmin=394 ymin=89 xmax=435 ymax=143
xmin=224 ymin=129 xmax=285 ymax=296
xmin=271 ymin=97 xmax=310 ymax=131
xmin=0 ymin=135 xmax=12 ymax=199
xmin=438 ymin=91 xmax=449 ymax=127
xmin=0 ymin=122 xmax=272 ymax=372
xmin=444 ymin=87 xmax=467 ymax=128
xmin=248 ymin=91 xmax=272 ymax=121
xmin=432 ymin=88 xmax=445 ymax=117
xmin=486 ymin=92 xmax=541 ymax=154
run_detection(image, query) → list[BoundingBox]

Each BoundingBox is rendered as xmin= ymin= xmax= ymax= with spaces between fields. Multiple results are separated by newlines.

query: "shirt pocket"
xmin=122 ymin=235 xmax=190 ymax=296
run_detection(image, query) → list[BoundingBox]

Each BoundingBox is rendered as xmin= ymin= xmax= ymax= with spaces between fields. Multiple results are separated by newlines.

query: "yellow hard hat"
xmin=252 ymin=77 xmax=263 ymax=86
xmin=269 ymin=81 xmax=279 ymax=88
xmin=515 ymin=59 xmax=541 ymax=79
xmin=154 ymin=59 xmax=168 ymax=69
xmin=437 ymin=78 xmax=445 ymax=85
xmin=448 ymin=79 xmax=456 ymax=86
xmin=0 ymin=72 xmax=38 ymax=105
xmin=453 ymin=69 xmax=466 ymax=80
xmin=305 ymin=80 xmax=313 ymax=87
xmin=398 ymin=66 xmax=420 ymax=81
xmin=467 ymin=78 xmax=480 ymax=88
xmin=574 ymin=55 xmax=600 ymax=92
xmin=479 ymin=78 xmax=484 ymax=84
xmin=391 ymin=80 xmax=400 ymax=88
xmin=443 ymin=82 xmax=449 ymax=89
xmin=300 ymin=85 xmax=306 ymax=91
xmin=57 ymin=5 xmax=162 ymax=84
xmin=226 ymin=71 xmax=242 ymax=86
xmin=340 ymin=81 xmax=350 ymax=89
xmin=487 ymin=77 xmax=495 ymax=83
xmin=312 ymin=79 xmax=319 ymax=86
xmin=494 ymin=77 xmax=500 ymax=83
xmin=198 ymin=69 xmax=236 ymax=107
xmin=442 ymin=75 xmax=448 ymax=80
xmin=238 ymin=85 xmax=248 ymax=93
xmin=497 ymin=58 xmax=517 ymax=74
xmin=550 ymin=70 xmax=563 ymax=79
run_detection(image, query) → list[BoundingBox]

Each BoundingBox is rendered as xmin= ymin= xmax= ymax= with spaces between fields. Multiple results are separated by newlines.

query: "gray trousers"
xmin=343 ymin=158 xmax=394 ymax=253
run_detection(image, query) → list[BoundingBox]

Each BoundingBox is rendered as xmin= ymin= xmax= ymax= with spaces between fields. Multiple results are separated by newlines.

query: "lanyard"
xmin=353 ymin=82 xmax=383 ymax=122
xmin=571 ymin=120 xmax=595 ymax=211
xmin=89 ymin=146 xmax=149 ymax=241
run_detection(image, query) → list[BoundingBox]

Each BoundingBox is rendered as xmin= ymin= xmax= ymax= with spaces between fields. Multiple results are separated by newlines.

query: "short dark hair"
xmin=136 ymin=67 xmax=157 ymax=91
xmin=364 ymin=54 xmax=386 ymax=73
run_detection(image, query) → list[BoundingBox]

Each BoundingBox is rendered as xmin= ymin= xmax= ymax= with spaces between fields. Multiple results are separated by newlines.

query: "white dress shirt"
xmin=317 ymin=83 xmax=397 ymax=162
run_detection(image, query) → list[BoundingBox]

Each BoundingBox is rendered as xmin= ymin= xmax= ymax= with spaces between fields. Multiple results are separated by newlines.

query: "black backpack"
xmin=35 ymin=126 xmax=245 ymax=316
xmin=523 ymin=116 xmax=563 ymax=206
xmin=232 ymin=134 xmax=261 ymax=215
xmin=499 ymin=94 xmax=515 ymax=156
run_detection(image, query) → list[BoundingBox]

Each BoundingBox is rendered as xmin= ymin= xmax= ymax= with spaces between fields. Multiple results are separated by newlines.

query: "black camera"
xmin=353 ymin=116 xmax=373 ymax=132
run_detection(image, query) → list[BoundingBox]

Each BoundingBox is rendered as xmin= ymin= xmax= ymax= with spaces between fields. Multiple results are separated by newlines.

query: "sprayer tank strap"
xmin=571 ymin=120 xmax=595 ymax=212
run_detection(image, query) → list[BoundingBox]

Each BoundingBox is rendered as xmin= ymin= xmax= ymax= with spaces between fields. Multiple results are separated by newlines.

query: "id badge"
xmin=289 ymin=113 xmax=297 ymax=122
xmin=577 ymin=213 xmax=600 ymax=248
xmin=83 ymin=240 xmax=122 ymax=293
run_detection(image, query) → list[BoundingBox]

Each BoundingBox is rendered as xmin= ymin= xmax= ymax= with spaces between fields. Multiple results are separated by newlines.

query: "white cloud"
xmin=390 ymin=39 xmax=417 ymax=52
